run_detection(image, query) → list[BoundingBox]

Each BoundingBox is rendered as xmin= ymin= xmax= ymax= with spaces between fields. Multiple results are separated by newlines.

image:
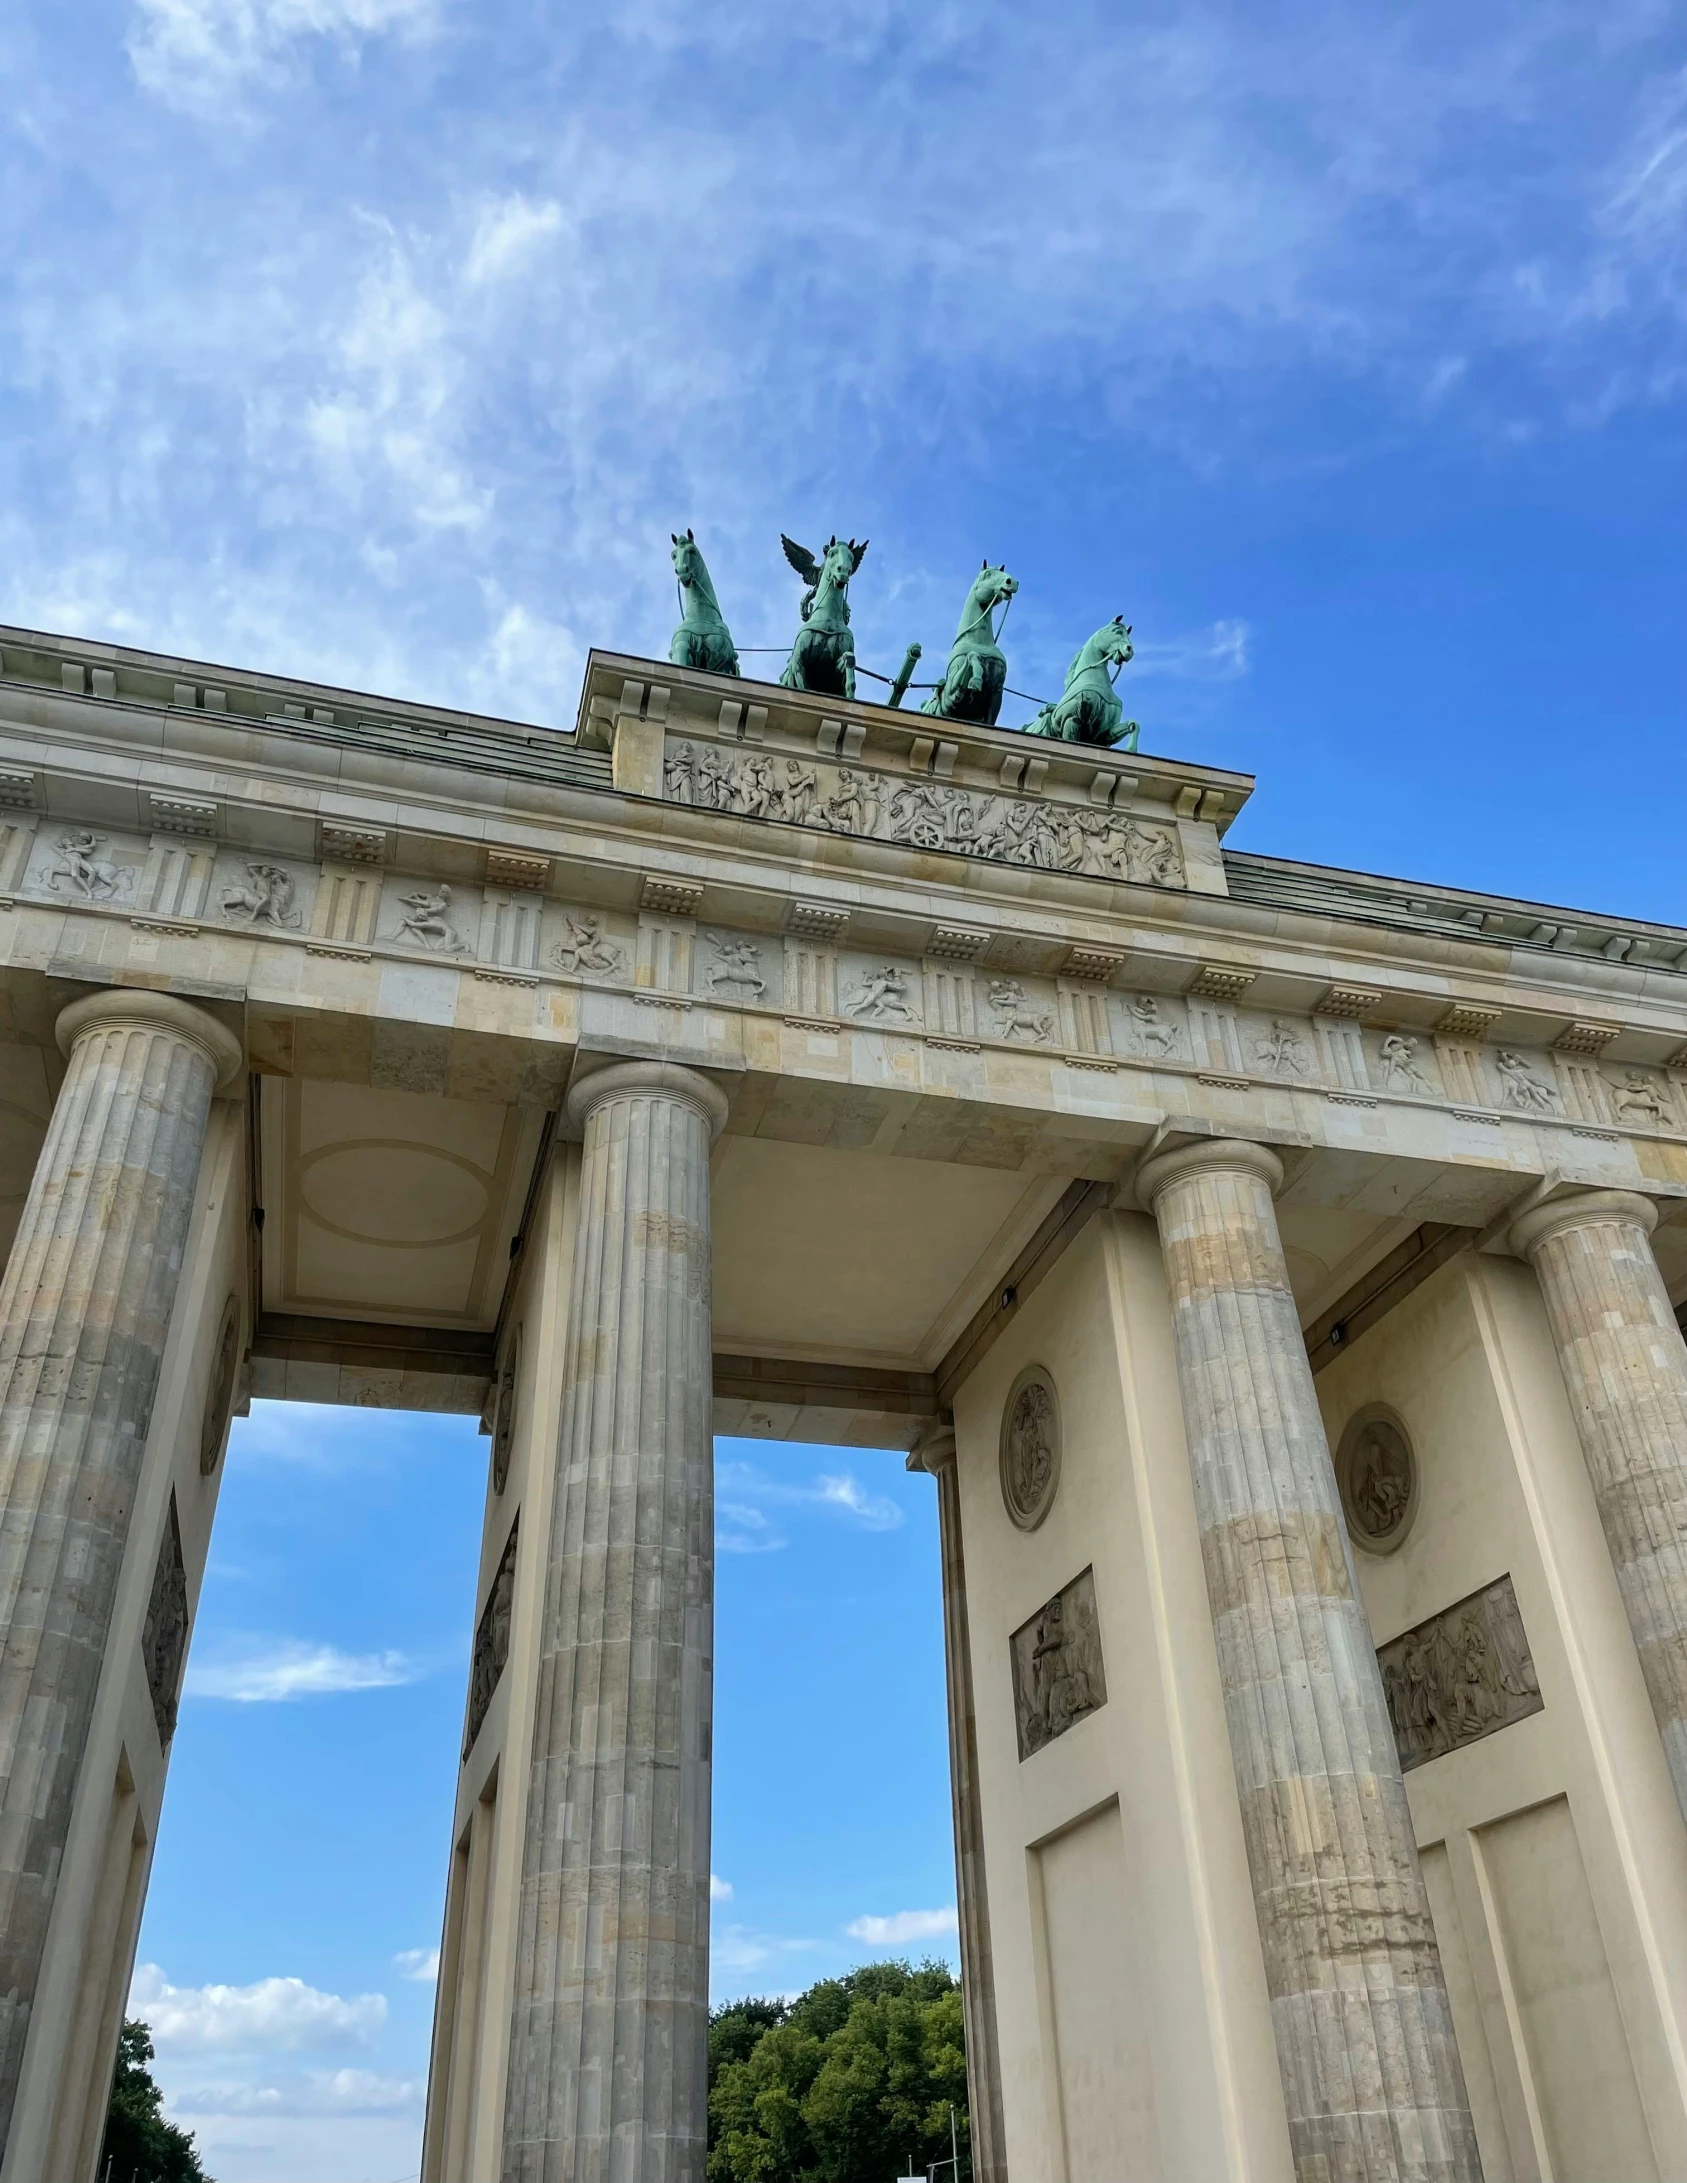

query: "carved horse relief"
xmin=779 ymin=534 xmax=867 ymax=700
xmin=668 ymin=529 xmax=740 ymax=677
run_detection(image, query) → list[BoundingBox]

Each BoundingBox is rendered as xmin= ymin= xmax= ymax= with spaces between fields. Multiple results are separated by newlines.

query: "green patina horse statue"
xmin=779 ymin=533 xmax=867 ymax=699
xmin=920 ymin=561 xmax=1019 ymax=725
xmin=1025 ymin=616 xmax=1139 ymax=747
xmin=669 ymin=529 xmax=740 ymax=677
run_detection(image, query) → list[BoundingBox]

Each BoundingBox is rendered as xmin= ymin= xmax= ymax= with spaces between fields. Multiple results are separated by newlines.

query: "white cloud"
xmin=467 ymin=195 xmax=565 ymax=286
xmin=129 ymin=0 xmax=434 ymax=113
xmin=712 ymin=1926 xmax=819 ymax=1976
xmin=393 ymin=1947 xmax=439 ymax=1981
xmin=1131 ymin=619 xmax=1251 ymax=684
xmin=715 ymin=1459 xmax=903 ymax=1547
xmin=171 ymin=2067 xmax=424 ymax=2116
xmin=185 ymin=1640 xmax=415 ymax=1702
xmin=845 ymin=1907 xmax=959 ymax=1947
xmin=131 ymin=1963 xmax=388 ymax=2053
xmin=710 ymin=1874 xmax=733 ymax=1903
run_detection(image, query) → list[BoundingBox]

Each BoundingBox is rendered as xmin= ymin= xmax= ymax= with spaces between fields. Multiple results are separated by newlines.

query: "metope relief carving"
xmin=660 ymin=737 xmax=1187 ymax=890
xmin=45 ymin=828 xmax=137 ymax=904
xmin=1127 ymin=995 xmax=1179 ymax=1055
xmin=705 ymin=932 xmax=767 ymax=999
xmin=200 ymin=1293 xmax=243 ymax=1476
xmin=389 ymin=883 xmax=470 ymax=953
xmin=551 ymin=912 xmax=624 ymax=978
xmin=844 ymin=963 xmax=920 ymax=1024
xmin=464 ymin=1518 xmax=519 ymax=1759
xmin=1495 ymin=1049 xmax=1559 ymax=1115
xmin=143 ymin=1494 xmax=190 ymax=1750
xmin=1010 ymin=1566 xmax=1106 ymax=1760
xmin=1378 ymin=1032 xmax=1433 ymax=1094
xmin=221 ymin=861 xmax=302 ymax=929
xmin=1612 ymin=1069 xmax=1673 ymax=1129
xmin=1336 ymin=1406 xmax=1417 ymax=1552
xmin=1255 ymin=1018 xmax=1311 ymax=1078
xmin=1000 ymin=1365 xmax=1060 ymax=1530
xmin=1377 ymin=1574 xmax=1542 ymax=1772
xmin=988 ymin=978 xmax=1055 ymax=1044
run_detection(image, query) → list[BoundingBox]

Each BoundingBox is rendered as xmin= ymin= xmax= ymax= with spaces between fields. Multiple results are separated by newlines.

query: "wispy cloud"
xmin=392 ymin=1947 xmax=439 ymax=1982
xmin=715 ymin=1458 xmax=903 ymax=1554
xmin=467 ymin=194 xmax=565 ymax=286
xmin=185 ymin=1640 xmax=416 ymax=1702
xmin=131 ymin=1964 xmax=388 ymax=2053
xmin=710 ymin=1874 xmax=733 ymax=1903
xmin=1132 ymin=619 xmax=1251 ymax=683
xmin=845 ymin=1907 xmax=959 ymax=1947
xmin=712 ymin=1925 xmax=820 ymax=1976
xmin=171 ymin=2067 xmax=424 ymax=2117
xmin=128 ymin=0 xmax=436 ymax=115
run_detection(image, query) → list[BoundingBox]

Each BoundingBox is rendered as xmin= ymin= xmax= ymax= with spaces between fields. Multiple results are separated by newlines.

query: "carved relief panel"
xmin=1376 ymin=1574 xmax=1542 ymax=1772
xmin=1000 ymin=1366 xmax=1061 ymax=1530
xmin=464 ymin=1518 xmax=519 ymax=1760
xmin=1011 ymin=1566 xmax=1106 ymax=1760
xmin=142 ymin=1493 xmax=190 ymax=1751
xmin=1335 ymin=1406 xmax=1417 ymax=1552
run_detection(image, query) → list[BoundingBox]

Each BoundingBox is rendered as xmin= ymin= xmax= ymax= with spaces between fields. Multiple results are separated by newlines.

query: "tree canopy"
xmin=101 ymin=2016 xmax=211 ymax=2183
xmin=708 ymin=1960 xmax=968 ymax=2182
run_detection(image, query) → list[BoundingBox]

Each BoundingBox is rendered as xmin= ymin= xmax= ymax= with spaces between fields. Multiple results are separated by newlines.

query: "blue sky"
xmin=5 ymin=2 xmax=1685 ymax=2177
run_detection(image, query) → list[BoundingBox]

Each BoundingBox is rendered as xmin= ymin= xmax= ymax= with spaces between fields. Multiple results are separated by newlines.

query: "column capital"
xmin=563 ymin=1059 xmax=731 ymax=1143
xmin=905 ymin=1422 xmax=957 ymax=1476
xmin=1136 ymin=1135 xmax=1284 ymax=1211
xmin=56 ymin=987 xmax=243 ymax=1091
xmin=1510 ymin=1187 xmax=1660 ymax=1259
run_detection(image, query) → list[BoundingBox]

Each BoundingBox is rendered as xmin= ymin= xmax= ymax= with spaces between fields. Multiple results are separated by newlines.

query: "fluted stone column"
xmin=0 ymin=988 xmax=241 ymax=2151
xmin=1511 ymin=1189 xmax=1687 ymax=1819
xmin=503 ymin=1061 xmax=728 ymax=2183
xmin=906 ymin=1425 xmax=1006 ymax=2183
xmin=1138 ymin=1139 xmax=1480 ymax=2183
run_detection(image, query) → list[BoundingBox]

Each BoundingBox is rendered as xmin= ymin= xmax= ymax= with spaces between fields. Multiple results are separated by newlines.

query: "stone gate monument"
xmin=0 ymin=613 xmax=1685 ymax=2181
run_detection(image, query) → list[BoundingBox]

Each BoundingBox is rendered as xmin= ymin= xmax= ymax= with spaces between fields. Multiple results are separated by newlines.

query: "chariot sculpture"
xmin=668 ymin=530 xmax=739 ymax=677
xmin=778 ymin=533 xmax=867 ymax=700
xmin=920 ymin=561 xmax=1018 ymax=726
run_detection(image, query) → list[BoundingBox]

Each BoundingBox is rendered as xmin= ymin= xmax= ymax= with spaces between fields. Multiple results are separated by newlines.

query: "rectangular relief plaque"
xmin=1377 ymin=1572 xmax=1542 ymax=1773
xmin=1010 ymin=1566 xmax=1107 ymax=1761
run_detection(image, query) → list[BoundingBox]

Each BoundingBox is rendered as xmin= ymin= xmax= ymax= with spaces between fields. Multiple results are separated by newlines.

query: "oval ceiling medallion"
xmin=299 ymin=1143 xmax=491 ymax=1248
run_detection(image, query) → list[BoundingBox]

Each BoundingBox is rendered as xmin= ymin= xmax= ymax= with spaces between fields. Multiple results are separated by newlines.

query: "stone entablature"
xmin=4 ymin=627 xmax=1687 ymax=1200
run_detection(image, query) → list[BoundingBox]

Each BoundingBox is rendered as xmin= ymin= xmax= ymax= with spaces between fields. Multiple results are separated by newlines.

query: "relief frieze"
xmin=1377 ymin=1573 xmax=1542 ymax=1772
xmin=661 ymin=736 xmax=1188 ymax=890
xmin=464 ymin=1518 xmax=519 ymax=1759
xmin=1011 ymin=1566 xmax=1106 ymax=1760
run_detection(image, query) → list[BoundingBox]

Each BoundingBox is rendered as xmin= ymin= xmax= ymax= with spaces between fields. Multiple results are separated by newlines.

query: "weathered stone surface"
xmin=502 ymin=1061 xmax=727 ymax=2183
xmin=1139 ymin=1137 xmax=1481 ymax=2183
xmin=907 ymin=1426 xmax=1007 ymax=2183
xmin=0 ymin=987 xmax=239 ymax=2151
xmin=1511 ymin=1189 xmax=1687 ymax=1818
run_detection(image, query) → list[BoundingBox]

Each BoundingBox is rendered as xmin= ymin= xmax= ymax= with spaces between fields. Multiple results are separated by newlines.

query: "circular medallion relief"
xmin=1000 ymin=1366 xmax=1061 ymax=1531
xmin=1336 ymin=1406 xmax=1418 ymax=1553
xmin=200 ymin=1293 xmax=243 ymax=1476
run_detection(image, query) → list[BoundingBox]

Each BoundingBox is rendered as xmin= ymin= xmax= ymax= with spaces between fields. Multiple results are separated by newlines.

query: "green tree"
xmin=100 ymin=2016 xmax=211 ymax=2183
xmin=708 ymin=1961 xmax=968 ymax=2183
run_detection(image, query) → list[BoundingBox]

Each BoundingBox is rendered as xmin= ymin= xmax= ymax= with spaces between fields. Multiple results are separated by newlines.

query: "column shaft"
xmin=1140 ymin=1139 xmax=1480 ymax=2183
xmin=1511 ymin=1191 xmax=1687 ymax=1816
xmin=909 ymin=1429 xmax=1006 ymax=2183
xmin=0 ymin=990 xmax=239 ymax=2151
xmin=503 ymin=1063 xmax=726 ymax=2183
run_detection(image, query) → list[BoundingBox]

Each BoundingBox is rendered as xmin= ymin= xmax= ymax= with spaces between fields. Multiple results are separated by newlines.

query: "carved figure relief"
xmin=988 ymin=978 xmax=1055 ymax=1044
xmin=706 ymin=932 xmax=767 ymax=998
xmin=490 ymin=1329 xmax=520 ymax=1495
xmin=844 ymin=964 xmax=919 ymax=1023
xmin=1127 ymin=995 xmax=1178 ymax=1054
xmin=551 ymin=913 xmax=623 ymax=977
xmin=142 ymin=1494 xmax=190 ymax=1750
xmin=1613 ymin=1070 xmax=1671 ymax=1128
xmin=1001 ymin=1366 xmax=1061 ymax=1529
xmin=1336 ymin=1407 xmax=1417 ymax=1551
xmin=1379 ymin=1032 xmax=1432 ymax=1092
xmin=391 ymin=883 xmax=469 ymax=953
xmin=200 ymin=1293 xmax=243 ymax=1476
xmin=1256 ymin=1019 xmax=1310 ymax=1077
xmin=1495 ymin=1049 xmax=1558 ymax=1114
xmin=659 ymin=738 xmax=1188 ymax=890
xmin=1377 ymin=1574 xmax=1542 ymax=1772
xmin=47 ymin=828 xmax=135 ymax=902
xmin=1010 ymin=1566 xmax=1106 ymax=1759
xmin=463 ymin=1519 xmax=519 ymax=1759
xmin=222 ymin=861 xmax=302 ymax=928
